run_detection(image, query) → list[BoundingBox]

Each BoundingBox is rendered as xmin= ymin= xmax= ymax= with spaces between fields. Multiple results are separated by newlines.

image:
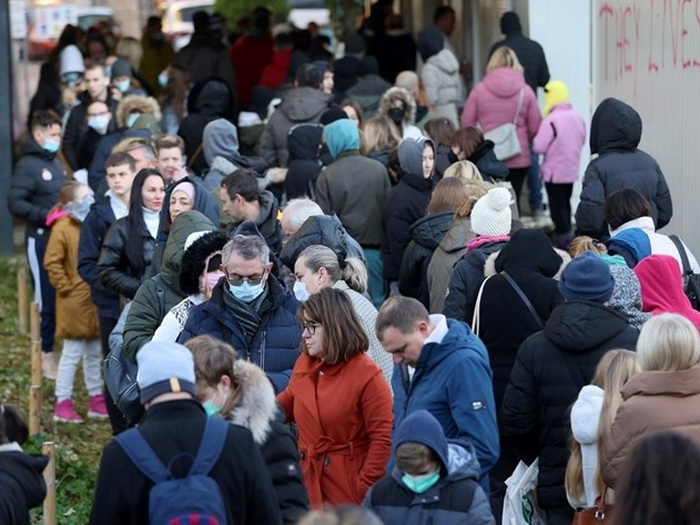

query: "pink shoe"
xmin=54 ymin=399 xmax=83 ymax=423
xmin=88 ymin=394 xmax=108 ymax=419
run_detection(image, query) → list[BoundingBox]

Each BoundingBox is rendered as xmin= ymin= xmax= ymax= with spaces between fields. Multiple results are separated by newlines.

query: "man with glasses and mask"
xmin=179 ymin=223 xmax=302 ymax=392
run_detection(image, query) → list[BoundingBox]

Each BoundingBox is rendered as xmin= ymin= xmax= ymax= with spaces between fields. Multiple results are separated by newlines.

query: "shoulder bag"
xmin=484 ymin=87 xmax=525 ymax=161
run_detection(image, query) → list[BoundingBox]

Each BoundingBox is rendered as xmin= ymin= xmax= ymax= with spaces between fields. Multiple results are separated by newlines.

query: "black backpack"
xmin=669 ymin=235 xmax=700 ymax=310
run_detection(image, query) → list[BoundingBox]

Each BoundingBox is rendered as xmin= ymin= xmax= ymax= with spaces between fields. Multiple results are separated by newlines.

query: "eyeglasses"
xmin=227 ymin=274 xmax=265 ymax=286
xmin=301 ymin=321 xmax=319 ymax=335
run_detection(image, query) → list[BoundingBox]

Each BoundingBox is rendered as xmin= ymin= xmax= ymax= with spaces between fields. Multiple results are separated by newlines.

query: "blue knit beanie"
xmin=559 ymin=252 xmax=615 ymax=303
xmin=393 ymin=410 xmax=449 ymax=469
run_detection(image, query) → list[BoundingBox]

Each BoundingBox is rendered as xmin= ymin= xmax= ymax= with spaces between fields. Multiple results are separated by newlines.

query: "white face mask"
xmin=293 ymin=280 xmax=310 ymax=302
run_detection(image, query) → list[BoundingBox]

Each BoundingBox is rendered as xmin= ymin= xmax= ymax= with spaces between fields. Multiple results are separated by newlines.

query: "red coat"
xmin=260 ymin=49 xmax=293 ymax=90
xmin=277 ymin=352 xmax=393 ymax=508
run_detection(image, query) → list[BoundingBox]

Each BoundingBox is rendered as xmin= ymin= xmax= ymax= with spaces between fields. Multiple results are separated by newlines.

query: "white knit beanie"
xmin=470 ymin=187 xmax=512 ymax=237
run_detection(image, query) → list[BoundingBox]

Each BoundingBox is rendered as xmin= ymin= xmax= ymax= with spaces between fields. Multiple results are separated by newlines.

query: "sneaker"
xmin=42 ymin=352 xmax=58 ymax=380
xmin=54 ymin=399 xmax=83 ymax=423
xmin=88 ymin=394 xmax=108 ymax=419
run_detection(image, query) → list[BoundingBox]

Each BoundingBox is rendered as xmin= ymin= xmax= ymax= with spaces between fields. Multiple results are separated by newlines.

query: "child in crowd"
xmin=44 ymin=181 xmax=107 ymax=423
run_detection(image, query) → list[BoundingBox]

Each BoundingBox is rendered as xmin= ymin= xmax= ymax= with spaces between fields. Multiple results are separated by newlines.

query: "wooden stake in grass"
xmin=42 ymin=441 xmax=56 ymax=525
xmin=17 ymin=267 xmax=28 ymax=334
xmin=29 ymin=302 xmax=42 ymax=435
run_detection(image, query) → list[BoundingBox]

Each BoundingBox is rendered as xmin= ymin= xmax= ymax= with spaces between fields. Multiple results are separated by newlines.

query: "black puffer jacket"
xmin=477 ymin=229 xmax=564 ymax=412
xmin=8 ymin=140 xmax=67 ymax=238
xmin=398 ymin=211 xmax=453 ymax=307
xmin=500 ymin=301 xmax=639 ymax=510
xmin=279 ymin=214 xmax=365 ymax=271
xmin=0 ymin=449 xmax=48 ymax=525
xmin=575 ymin=98 xmax=672 ymax=239
xmin=284 ymin=123 xmax=323 ymax=200
xmin=178 ymin=77 xmax=236 ymax=175
xmin=62 ymin=90 xmax=118 ymax=170
xmin=381 ymin=172 xmax=433 ymax=281
xmin=97 ymin=216 xmax=157 ymax=300
xmin=468 ymin=140 xmax=509 ymax=181
xmin=442 ymin=239 xmax=508 ymax=324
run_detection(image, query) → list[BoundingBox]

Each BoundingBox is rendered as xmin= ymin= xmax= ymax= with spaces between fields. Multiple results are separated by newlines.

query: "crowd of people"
xmin=3 ymin=4 xmax=700 ymax=525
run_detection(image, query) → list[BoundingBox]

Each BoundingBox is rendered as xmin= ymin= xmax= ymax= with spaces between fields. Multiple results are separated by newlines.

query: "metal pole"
xmin=0 ymin=0 xmax=16 ymax=255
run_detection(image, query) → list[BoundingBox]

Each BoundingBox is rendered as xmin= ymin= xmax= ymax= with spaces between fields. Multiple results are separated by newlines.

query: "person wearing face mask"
xmin=293 ymin=245 xmax=393 ymax=386
xmin=277 ymin=288 xmax=393 ymax=508
xmin=141 ymin=16 xmax=175 ymax=98
xmin=110 ymin=59 xmax=142 ymax=99
xmin=43 ymin=182 xmax=107 ymax=423
xmin=76 ymin=100 xmax=116 ymax=172
xmin=364 ymin=410 xmax=496 ymax=525
xmin=377 ymin=86 xmax=422 ymax=140
xmin=179 ymin=224 xmax=302 ymax=393
xmin=381 ymin=137 xmax=436 ymax=296
xmin=151 ymin=230 xmax=227 ymax=343
xmin=8 ymin=110 xmax=68 ymax=380
xmin=185 ymin=335 xmax=310 ymax=523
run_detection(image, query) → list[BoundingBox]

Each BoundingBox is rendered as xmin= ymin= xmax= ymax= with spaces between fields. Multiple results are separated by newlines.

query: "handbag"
xmin=669 ymin=235 xmax=700 ymax=310
xmin=572 ymin=487 xmax=611 ymax=524
xmin=484 ymin=87 xmax=525 ymax=161
xmin=502 ymin=459 xmax=547 ymax=525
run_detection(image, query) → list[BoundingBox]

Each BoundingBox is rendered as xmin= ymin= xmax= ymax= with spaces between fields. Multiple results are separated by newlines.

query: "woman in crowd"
xmin=417 ymin=27 xmax=461 ymax=127
xmin=460 ymin=47 xmax=541 ymax=212
xmin=377 ymin=86 xmax=422 ymax=139
xmin=361 ymin=115 xmax=401 ymax=169
xmin=565 ymin=350 xmax=639 ymax=511
xmin=450 ymin=127 xmax=509 ymax=183
xmin=399 ymin=177 xmax=470 ymax=308
xmin=277 ymin=289 xmax=393 ymax=508
xmin=293 ymin=245 xmax=393 ymax=386
xmin=186 ymin=335 xmax=310 ymax=524
xmin=158 ymin=65 xmax=190 ymax=135
xmin=98 ymin=168 xmax=165 ymax=300
xmin=424 ymin=117 xmax=456 ymax=179
xmin=603 ymin=314 xmax=700 ymax=488
xmin=341 ymin=100 xmax=364 ymax=128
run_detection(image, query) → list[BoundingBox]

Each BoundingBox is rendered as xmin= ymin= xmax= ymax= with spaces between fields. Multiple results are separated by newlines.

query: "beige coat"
xmin=602 ymin=366 xmax=700 ymax=488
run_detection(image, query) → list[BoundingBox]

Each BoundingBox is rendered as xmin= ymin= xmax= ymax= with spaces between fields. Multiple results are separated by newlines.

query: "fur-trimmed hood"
xmin=227 ymin=360 xmax=280 ymax=445
xmin=179 ymin=230 xmax=228 ymax=295
xmin=115 ymin=95 xmax=162 ymax=128
xmin=378 ymin=86 xmax=417 ymax=124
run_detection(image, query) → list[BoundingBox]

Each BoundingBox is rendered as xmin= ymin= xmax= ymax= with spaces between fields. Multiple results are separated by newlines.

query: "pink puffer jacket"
xmin=533 ymin=103 xmax=586 ymax=184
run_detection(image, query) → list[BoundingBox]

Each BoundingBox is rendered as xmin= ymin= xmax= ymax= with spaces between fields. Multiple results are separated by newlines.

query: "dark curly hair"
xmin=179 ymin=231 xmax=228 ymax=295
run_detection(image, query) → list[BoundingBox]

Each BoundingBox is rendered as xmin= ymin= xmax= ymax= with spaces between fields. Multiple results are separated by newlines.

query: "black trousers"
xmin=545 ymin=182 xmax=573 ymax=234
xmin=98 ymin=315 xmax=128 ymax=435
xmin=26 ymin=235 xmax=56 ymax=353
xmin=506 ymin=167 xmax=529 ymax=215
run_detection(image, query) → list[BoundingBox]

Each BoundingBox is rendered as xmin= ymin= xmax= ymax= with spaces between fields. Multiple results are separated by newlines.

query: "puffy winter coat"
xmin=259 ymin=87 xmax=333 ymax=168
xmin=44 ymin=216 xmax=100 ymax=339
xmin=575 ymin=98 xmax=672 ymax=239
xmin=0 ymin=446 xmax=48 ymax=525
xmin=421 ymin=49 xmax=461 ymax=127
xmin=8 ymin=140 xmax=67 ymax=239
xmin=399 ymin=211 xmax=454 ymax=307
xmin=468 ymin=140 xmax=509 ymax=181
xmin=179 ymin=276 xmax=302 ymax=393
xmin=365 ymin=440 xmax=495 ymax=525
xmin=602 ymin=366 xmax=700 ymax=488
xmin=460 ymin=67 xmax=541 ymax=169
xmin=501 ymin=301 xmax=639 ymax=510
xmin=532 ymin=103 xmax=586 ymax=184
xmin=568 ymin=385 xmax=604 ymax=508
xmin=123 ymin=210 xmax=216 ymax=359
xmin=277 ymin=352 xmax=393 ymax=508
xmin=284 ymin=123 xmax=323 ymax=200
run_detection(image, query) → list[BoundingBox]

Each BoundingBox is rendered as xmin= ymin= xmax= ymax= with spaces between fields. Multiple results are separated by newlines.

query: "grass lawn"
xmin=0 ymin=256 xmax=112 ymax=523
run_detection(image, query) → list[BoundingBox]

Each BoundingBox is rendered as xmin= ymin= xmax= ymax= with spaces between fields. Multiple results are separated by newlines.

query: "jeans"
xmin=55 ymin=338 xmax=103 ymax=402
xmin=363 ymin=247 xmax=387 ymax=308
xmin=527 ymin=150 xmax=543 ymax=211
xmin=26 ymin=235 xmax=56 ymax=353
xmin=99 ymin=315 xmax=129 ymax=434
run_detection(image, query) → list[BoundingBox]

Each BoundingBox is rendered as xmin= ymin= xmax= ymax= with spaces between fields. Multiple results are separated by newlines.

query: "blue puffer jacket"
xmin=392 ymin=318 xmax=499 ymax=492
xmin=78 ymin=197 xmax=121 ymax=320
xmin=365 ymin=440 xmax=495 ymax=525
xmin=179 ymin=276 xmax=302 ymax=393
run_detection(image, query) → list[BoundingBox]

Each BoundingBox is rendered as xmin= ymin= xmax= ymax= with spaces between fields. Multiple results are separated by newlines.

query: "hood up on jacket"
xmin=161 ymin=210 xmax=216 ymax=293
xmin=179 ymin=230 xmax=228 ymax=296
xmin=161 ymin=176 xmax=220 ymax=231
xmin=323 ymin=119 xmax=360 ymax=159
xmin=482 ymin=67 xmax=527 ymax=99
xmin=409 ymin=211 xmax=453 ymax=250
xmin=278 ymin=86 xmax=332 ymax=122
xmin=417 ymin=26 xmax=444 ymax=62
xmin=589 ymin=97 xmax=642 ymax=155
xmin=378 ymin=86 xmax=417 ymax=124
xmin=390 ymin=439 xmax=482 ymax=486
xmin=116 ymin=95 xmax=162 ymax=128
xmin=0 ymin=445 xmax=49 ymax=516
xmin=398 ymin=136 xmax=434 ymax=177
xmin=203 ymin=118 xmax=239 ymax=165
xmin=494 ymin=228 xmax=562 ymax=277
xmin=187 ymin=76 xmax=235 ymax=119
xmin=570 ymin=385 xmax=604 ymax=445
xmin=608 ymin=265 xmax=652 ymax=331
xmin=288 ymin=123 xmax=323 ymax=161
xmin=634 ymin=254 xmax=700 ymax=329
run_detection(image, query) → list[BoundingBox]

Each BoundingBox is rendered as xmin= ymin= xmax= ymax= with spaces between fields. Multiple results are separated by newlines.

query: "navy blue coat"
xmin=179 ymin=276 xmax=302 ymax=393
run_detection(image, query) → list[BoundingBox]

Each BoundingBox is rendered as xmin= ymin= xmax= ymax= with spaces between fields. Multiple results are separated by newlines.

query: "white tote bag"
xmin=502 ymin=459 xmax=547 ymax=525
xmin=484 ymin=88 xmax=525 ymax=161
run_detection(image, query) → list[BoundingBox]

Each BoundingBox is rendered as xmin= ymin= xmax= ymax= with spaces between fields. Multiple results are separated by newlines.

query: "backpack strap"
xmin=115 ymin=428 xmax=170 ymax=483
xmin=500 ymin=271 xmax=543 ymax=329
xmin=189 ymin=417 xmax=229 ymax=476
xmin=670 ymin=235 xmax=693 ymax=276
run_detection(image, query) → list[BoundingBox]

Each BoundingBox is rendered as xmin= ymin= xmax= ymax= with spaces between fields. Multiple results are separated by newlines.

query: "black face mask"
xmin=387 ymin=106 xmax=405 ymax=126
xmin=447 ymin=149 xmax=459 ymax=164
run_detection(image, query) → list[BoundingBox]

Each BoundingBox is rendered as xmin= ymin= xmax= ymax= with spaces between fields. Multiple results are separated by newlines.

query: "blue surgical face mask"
xmin=125 ymin=113 xmax=140 ymax=128
xmin=229 ymin=280 xmax=265 ymax=302
xmin=88 ymin=114 xmax=110 ymax=135
xmin=402 ymin=471 xmax=440 ymax=494
xmin=64 ymin=194 xmax=95 ymax=223
xmin=43 ymin=139 xmax=60 ymax=153
xmin=115 ymin=79 xmax=131 ymax=93
xmin=158 ymin=72 xmax=169 ymax=88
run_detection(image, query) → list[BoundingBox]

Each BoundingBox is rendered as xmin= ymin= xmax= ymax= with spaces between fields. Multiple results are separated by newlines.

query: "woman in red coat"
xmin=277 ymin=288 xmax=393 ymax=508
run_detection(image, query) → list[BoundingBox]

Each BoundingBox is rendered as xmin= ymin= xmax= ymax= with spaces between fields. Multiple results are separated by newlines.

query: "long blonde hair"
xmin=565 ymin=349 xmax=640 ymax=500
xmin=486 ymin=46 xmax=523 ymax=74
